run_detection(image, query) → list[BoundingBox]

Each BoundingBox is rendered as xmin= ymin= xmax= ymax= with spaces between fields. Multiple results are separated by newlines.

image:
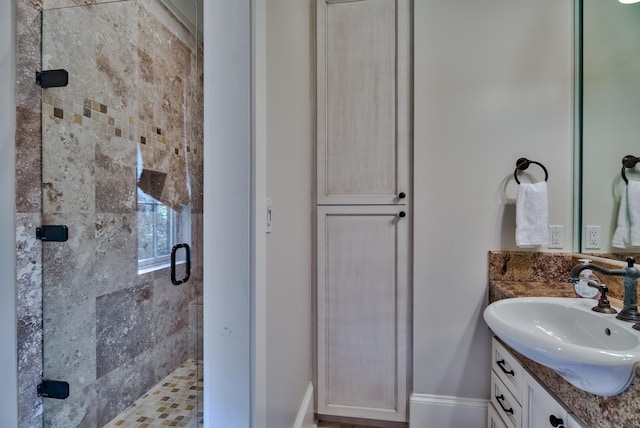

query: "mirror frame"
xmin=573 ymin=0 xmax=583 ymax=252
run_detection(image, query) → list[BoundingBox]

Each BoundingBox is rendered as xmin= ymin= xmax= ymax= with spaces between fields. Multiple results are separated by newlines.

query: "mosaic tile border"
xmin=42 ymin=90 xmax=201 ymax=158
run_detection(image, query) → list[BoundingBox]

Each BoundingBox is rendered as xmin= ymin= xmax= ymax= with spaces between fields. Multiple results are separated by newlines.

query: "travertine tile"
xmin=152 ymin=331 xmax=189 ymax=385
xmin=153 ymin=275 xmax=190 ymax=340
xmin=16 ymin=214 xmax=43 ymax=427
xmin=15 ymin=107 xmax=42 ymax=212
xmin=44 ymin=383 xmax=97 ymax=428
xmin=188 ymin=298 xmax=203 ymax=361
xmin=42 ymin=117 xmax=97 ymax=214
xmin=96 ymin=283 xmax=154 ymax=378
xmin=97 ymin=349 xmax=156 ymax=427
xmin=16 ymin=1 xmax=41 ymax=111
xmin=95 ymin=135 xmax=137 ymax=213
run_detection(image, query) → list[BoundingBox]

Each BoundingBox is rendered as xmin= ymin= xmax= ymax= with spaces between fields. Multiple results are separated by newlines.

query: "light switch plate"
xmin=266 ymin=198 xmax=272 ymax=234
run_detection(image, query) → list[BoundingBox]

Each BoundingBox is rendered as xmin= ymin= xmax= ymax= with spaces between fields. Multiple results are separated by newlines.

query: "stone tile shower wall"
xmin=15 ymin=0 xmax=44 ymax=426
xmin=14 ymin=1 xmax=204 ymax=427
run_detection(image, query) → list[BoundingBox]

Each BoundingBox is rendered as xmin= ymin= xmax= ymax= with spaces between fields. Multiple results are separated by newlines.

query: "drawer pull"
xmin=549 ymin=415 xmax=565 ymax=427
xmin=496 ymin=359 xmax=515 ymax=376
xmin=495 ymin=394 xmax=514 ymax=415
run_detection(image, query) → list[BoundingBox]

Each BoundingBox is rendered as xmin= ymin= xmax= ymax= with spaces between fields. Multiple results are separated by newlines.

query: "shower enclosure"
xmin=39 ymin=1 xmax=203 ymax=426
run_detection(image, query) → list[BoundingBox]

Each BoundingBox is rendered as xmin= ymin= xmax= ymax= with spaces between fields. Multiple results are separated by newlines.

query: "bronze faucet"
xmin=569 ymin=257 xmax=640 ymax=323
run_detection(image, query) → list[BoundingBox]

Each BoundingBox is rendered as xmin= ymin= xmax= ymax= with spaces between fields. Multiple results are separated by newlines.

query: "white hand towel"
xmin=612 ymin=180 xmax=640 ymax=248
xmin=612 ymin=190 xmax=630 ymax=248
xmin=629 ymin=180 xmax=640 ymax=246
xmin=516 ymin=181 xmax=549 ymax=247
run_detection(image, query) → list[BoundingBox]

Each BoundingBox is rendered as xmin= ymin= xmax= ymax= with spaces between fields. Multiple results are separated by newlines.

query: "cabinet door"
xmin=316 ymin=205 xmax=409 ymax=421
xmin=488 ymin=403 xmax=510 ymax=428
xmin=524 ymin=372 xmax=569 ymax=428
xmin=317 ymin=0 xmax=411 ymax=205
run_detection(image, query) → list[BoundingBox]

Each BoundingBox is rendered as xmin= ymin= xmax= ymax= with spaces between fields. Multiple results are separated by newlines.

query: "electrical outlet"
xmin=549 ymin=225 xmax=563 ymax=249
xmin=585 ymin=225 xmax=601 ymax=249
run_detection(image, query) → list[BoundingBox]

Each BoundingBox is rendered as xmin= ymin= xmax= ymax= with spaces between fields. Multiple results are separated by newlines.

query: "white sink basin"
xmin=483 ymin=297 xmax=640 ymax=396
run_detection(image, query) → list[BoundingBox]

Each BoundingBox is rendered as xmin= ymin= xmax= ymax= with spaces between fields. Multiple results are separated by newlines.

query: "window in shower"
xmin=137 ymin=189 xmax=191 ymax=273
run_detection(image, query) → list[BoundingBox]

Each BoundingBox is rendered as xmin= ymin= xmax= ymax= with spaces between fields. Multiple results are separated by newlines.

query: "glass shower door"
xmin=40 ymin=1 xmax=203 ymax=426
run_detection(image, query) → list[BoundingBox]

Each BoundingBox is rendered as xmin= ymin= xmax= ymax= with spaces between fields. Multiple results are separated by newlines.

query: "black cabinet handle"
xmin=171 ymin=243 xmax=191 ymax=286
xmin=398 ymin=211 xmax=406 ymax=218
xmin=398 ymin=192 xmax=406 ymax=199
xmin=495 ymin=394 xmax=514 ymax=415
xmin=549 ymin=415 xmax=565 ymax=427
xmin=497 ymin=359 xmax=515 ymax=376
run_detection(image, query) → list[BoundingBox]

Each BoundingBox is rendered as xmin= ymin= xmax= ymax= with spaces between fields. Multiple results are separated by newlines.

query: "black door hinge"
xmin=36 ymin=69 xmax=69 ymax=88
xmin=37 ymin=380 xmax=69 ymax=399
xmin=36 ymin=225 xmax=68 ymax=242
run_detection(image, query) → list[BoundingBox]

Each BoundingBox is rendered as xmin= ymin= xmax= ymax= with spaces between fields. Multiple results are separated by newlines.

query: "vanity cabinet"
xmin=315 ymin=0 xmax=412 ymax=423
xmin=489 ymin=338 xmax=587 ymax=428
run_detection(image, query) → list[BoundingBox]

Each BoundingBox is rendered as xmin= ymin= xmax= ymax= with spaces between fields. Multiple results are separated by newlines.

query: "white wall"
xmin=258 ymin=1 xmax=574 ymax=426
xmin=265 ymin=1 xmax=313 ymax=427
xmin=0 ymin=0 xmax=18 ymax=426
xmin=412 ymin=0 xmax=574 ymax=423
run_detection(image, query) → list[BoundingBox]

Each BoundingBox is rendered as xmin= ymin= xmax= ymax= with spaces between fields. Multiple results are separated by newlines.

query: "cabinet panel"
xmin=317 ymin=0 xmax=410 ymax=204
xmin=524 ymin=372 xmax=569 ymax=428
xmin=317 ymin=205 xmax=409 ymax=421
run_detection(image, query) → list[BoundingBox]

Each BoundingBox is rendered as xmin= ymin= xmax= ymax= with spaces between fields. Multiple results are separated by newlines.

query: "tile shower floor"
xmin=104 ymin=359 xmax=203 ymax=428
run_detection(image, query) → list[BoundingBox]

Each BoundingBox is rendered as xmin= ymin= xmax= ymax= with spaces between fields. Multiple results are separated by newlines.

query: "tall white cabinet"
xmin=315 ymin=0 xmax=412 ymax=423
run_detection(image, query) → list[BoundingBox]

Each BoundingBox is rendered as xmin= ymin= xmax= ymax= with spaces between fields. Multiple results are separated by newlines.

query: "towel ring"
xmin=513 ymin=158 xmax=548 ymax=184
xmin=621 ymin=155 xmax=640 ymax=184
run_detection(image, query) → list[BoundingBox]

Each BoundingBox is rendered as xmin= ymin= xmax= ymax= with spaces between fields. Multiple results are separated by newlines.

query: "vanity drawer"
xmin=488 ymin=402 xmax=509 ymax=428
xmin=492 ymin=337 xmax=525 ymax=403
xmin=491 ymin=370 xmax=522 ymax=428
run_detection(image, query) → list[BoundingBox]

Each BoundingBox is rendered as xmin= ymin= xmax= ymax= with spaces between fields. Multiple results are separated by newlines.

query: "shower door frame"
xmin=1 ymin=0 xmax=18 ymax=425
xmin=40 ymin=1 xmax=205 ymax=426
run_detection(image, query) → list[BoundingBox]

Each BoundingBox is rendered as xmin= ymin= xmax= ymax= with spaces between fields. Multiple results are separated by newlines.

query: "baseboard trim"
xmin=410 ymin=393 xmax=488 ymax=427
xmin=294 ymin=382 xmax=315 ymax=428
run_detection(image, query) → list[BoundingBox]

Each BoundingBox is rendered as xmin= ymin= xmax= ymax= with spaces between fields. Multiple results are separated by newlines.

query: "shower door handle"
xmin=171 ymin=243 xmax=191 ymax=286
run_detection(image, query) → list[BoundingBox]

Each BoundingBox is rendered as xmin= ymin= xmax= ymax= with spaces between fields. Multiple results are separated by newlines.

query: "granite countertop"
xmin=489 ymin=280 xmax=624 ymax=308
xmin=489 ymin=281 xmax=637 ymax=428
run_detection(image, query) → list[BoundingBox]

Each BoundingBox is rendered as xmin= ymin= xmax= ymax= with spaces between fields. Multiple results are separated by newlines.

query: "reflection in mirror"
xmin=581 ymin=0 xmax=640 ymax=256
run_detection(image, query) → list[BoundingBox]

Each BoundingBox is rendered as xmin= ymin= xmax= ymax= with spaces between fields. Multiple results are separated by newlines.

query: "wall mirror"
xmin=579 ymin=0 xmax=640 ymax=257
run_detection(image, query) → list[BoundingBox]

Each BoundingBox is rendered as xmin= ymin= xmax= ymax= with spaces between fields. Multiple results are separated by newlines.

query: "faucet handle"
xmin=627 ymin=257 xmax=636 ymax=267
xmin=588 ymin=282 xmax=618 ymax=315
